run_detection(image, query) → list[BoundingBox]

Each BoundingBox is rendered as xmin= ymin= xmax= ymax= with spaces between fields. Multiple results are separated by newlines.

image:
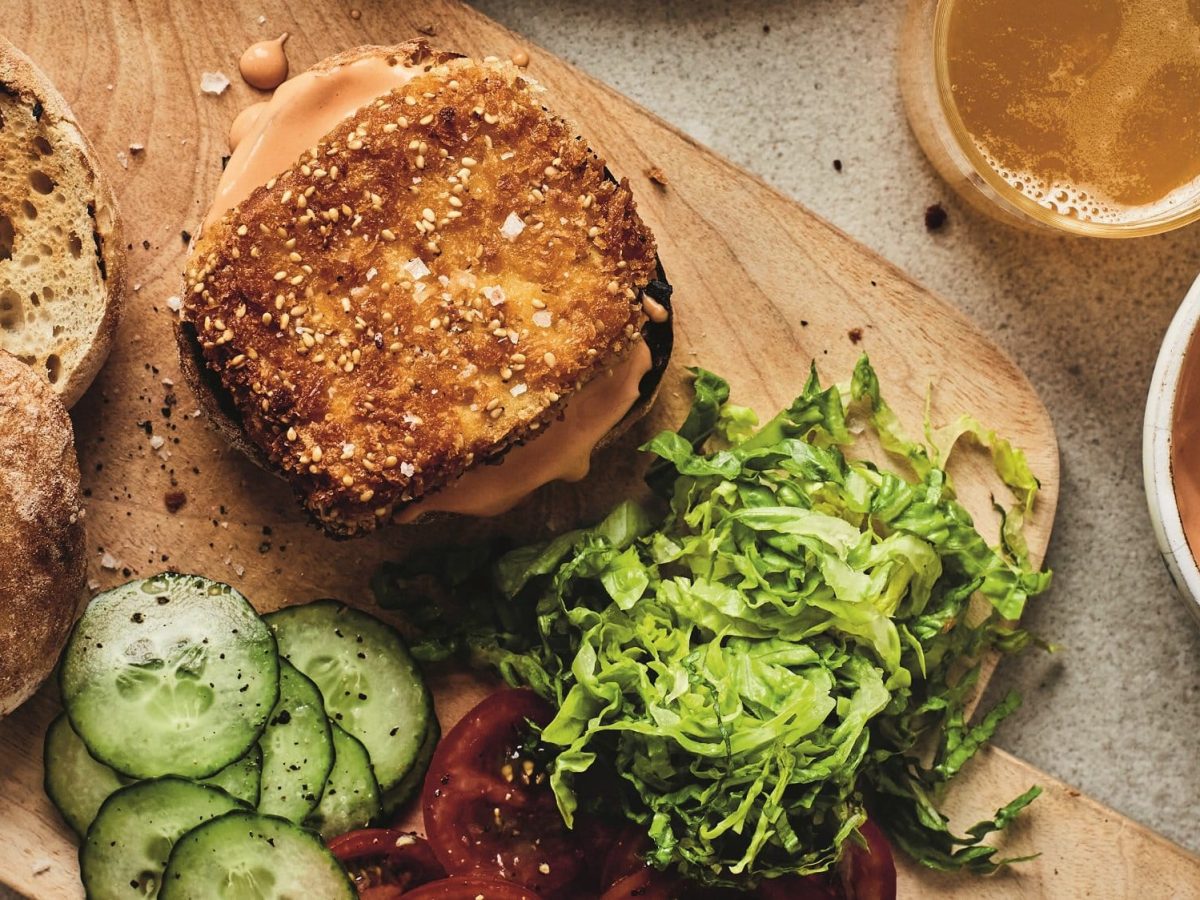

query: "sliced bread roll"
xmin=0 ymin=37 xmax=124 ymax=407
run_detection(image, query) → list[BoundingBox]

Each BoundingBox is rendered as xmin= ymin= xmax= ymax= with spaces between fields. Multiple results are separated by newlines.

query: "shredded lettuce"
xmin=374 ymin=356 xmax=1052 ymax=885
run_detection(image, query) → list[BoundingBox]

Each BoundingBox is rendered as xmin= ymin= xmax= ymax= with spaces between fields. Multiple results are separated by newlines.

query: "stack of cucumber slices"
xmin=44 ymin=573 xmax=434 ymax=899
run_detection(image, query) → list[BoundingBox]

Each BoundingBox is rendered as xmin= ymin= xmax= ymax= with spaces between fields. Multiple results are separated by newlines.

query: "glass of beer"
xmin=899 ymin=0 xmax=1200 ymax=237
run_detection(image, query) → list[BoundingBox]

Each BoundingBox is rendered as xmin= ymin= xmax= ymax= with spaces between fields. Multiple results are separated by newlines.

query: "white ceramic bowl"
xmin=1145 ymin=272 xmax=1200 ymax=624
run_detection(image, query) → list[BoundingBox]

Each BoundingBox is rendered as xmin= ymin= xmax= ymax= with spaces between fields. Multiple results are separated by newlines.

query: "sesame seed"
xmin=236 ymin=224 xmax=248 ymax=236
xmin=273 ymin=270 xmax=287 ymax=281
xmin=543 ymin=351 xmax=557 ymax=366
xmin=286 ymin=427 xmax=298 ymax=442
xmin=342 ymin=474 xmax=355 ymax=486
xmin=607 ymin=280 xmax=620 ymax=294
xmin=531 ymin=299 xmax=546 ymax=309
xmin=489 ymin=406 xmax=504 ymax=419
xmin=262 ymin=312 xmax=273 ymax=325
xmin=419 ymin=114 xmax=434 ymax=125
xmin=381 ymin=228 xmax=396 ymax=241
xmin=311 ymin=446 xmax=323 ymax=462
xmin=422 ymin=208 xmax=436 ymax=222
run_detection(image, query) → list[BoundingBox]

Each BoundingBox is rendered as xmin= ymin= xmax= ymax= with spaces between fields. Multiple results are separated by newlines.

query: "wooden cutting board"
xmin=0 ymin=1 xmax=1195 ymax=896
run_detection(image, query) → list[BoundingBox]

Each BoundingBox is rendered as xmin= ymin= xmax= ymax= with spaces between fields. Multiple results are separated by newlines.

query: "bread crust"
xmin=0 ymin=350 xmax=86 ymax=715
xmin=181 ymin=42 xmax=670 ymax=536
xmin=0 ymin=36 xmax=125 ymax=408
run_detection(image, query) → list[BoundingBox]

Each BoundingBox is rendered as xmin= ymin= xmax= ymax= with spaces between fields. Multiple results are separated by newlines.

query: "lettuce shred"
xmin=375 ymin=356 xmax=1052 ymax=886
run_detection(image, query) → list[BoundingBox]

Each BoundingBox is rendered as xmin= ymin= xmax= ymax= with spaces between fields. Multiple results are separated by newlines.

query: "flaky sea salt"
xmin=200 ymin=71 xmax=231 ymax=95
xmin=403 ymin=257 xmax=430 ymax=280
xmin=500 ymin=211 xmax=525 ymax=240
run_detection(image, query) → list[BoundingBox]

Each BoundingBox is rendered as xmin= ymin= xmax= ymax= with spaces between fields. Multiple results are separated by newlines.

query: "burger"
xmin=179 ymin=40 xmax=672 ymax=536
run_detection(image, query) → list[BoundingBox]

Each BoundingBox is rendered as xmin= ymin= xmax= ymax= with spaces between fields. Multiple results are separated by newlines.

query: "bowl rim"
xmin=1144 ymin=271 xmax=1200 ymax=624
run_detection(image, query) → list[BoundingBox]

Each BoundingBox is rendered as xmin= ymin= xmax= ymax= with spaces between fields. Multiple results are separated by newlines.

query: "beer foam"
xmin=977 ymin=144 xmax=1200 ymax=225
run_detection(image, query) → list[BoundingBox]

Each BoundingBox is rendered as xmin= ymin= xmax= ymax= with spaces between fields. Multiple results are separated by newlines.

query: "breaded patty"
xmin=184 ymin=46 xmax=658 ymax=535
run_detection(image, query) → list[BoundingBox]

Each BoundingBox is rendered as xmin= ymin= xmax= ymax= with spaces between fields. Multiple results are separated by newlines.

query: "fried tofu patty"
xmin=184 ymin=48 xmax=658 ymax=535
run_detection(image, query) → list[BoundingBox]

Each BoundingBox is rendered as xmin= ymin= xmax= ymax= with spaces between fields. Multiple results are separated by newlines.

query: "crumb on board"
xmin=417 ymin=23 xmax=438 ymax=36
xmin=925 ymin=202 xmax=948 ymax=231
xmin=646 ymin=166 xmax=669 ymax=186
xmin=848 ymin=327 xmax=864 ymax=344
xmin=200 ymin=71 xmax=231 ymax=95
xmin=833 ymin=159 xmax=843 ymax=172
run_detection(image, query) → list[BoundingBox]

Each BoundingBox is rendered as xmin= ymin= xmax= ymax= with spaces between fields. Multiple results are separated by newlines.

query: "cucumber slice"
xmin=257 ymin=660 xmax=333 ymax=822
xmin=380 ymin=715 xmax=440 ymax=816
xmin=45 ymin=714 xmax=264 ymax=837
xmin=80 ymin=777 xmax=245 ymax=900
xmin=265 ymin=601 xmax=431 ymax=792
xmin=201 ymin=745 xmax=263 ymax=807
xmin=306 ymin=722 xmax=381 ymax=840
xmin=61 ymin=573 xmax=279 ymax=779
xmin=44 ymin=713 xmax=128 ymax=837
xmin=160 ymin=810 xmax=354 ymax=899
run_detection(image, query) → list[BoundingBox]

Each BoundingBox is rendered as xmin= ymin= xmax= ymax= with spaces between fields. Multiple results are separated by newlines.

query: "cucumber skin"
xmin=306 ymin=722 xmax=382 ymax=841
xmin=264 ymin=601 xmax=431 ymax=793
xmin=43 ymin=713 xmax=128 ymax=838
xmin=160 ymin=810 xmax=355 ymax=900
xmin=200 ymin=745 xmax=263 ymax=807
xmin=381 ymin=713 xmax=440 ymax=816
xmin=257 ymin=660 xmax=334 ymax=823
xmin=61 ymin=573 xmax=280 ymax=780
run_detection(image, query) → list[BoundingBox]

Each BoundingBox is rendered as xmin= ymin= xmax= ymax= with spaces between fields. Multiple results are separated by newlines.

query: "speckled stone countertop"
xmin=470 ymin=0 xmax=1200 ymax=854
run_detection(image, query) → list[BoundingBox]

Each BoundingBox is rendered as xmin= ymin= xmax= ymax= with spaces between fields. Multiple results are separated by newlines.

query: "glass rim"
xmin=931 ymin=0 xmax=1200 ymax=239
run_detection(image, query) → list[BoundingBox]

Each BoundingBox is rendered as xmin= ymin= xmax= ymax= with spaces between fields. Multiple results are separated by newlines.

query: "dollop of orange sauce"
xmin=239 ymin=33 xmax=290 ymax=91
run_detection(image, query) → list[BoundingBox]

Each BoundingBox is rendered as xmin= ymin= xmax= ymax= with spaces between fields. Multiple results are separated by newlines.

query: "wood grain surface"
xmin=0 ymin=0 xmax=1191 ymax=896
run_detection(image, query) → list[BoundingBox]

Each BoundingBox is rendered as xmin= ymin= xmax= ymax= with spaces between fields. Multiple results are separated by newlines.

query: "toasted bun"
xmin=0 ymin=37 xmax=125 ymax=408
xmin=179 ymin=41 xmax=672 ymax=536
xmin=0 ymin=350 xmax=86 ymax=716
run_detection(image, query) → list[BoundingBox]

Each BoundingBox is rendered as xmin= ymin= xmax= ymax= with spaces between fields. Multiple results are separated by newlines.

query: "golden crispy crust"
xmin=0 ymin=349 xmax=85 ymax=715
xmin=184 ymin=46 xmax=657 ymax=535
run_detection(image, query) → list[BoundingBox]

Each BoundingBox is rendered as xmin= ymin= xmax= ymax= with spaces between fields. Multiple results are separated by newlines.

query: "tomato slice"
xmin=838 ymin=820 xmax=896 ymax=900
xmin=404 ymin=875 xmax=542 ymax=899
xmin=328 ymin=829 xmax=446 ymax=895
xmin=599 ymin=866 xmax=681 ymax=900
xmin=756 ymin=873 xmax=841 ymax=899
xmin=422 ymin=689 xmax=586 ymax=897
